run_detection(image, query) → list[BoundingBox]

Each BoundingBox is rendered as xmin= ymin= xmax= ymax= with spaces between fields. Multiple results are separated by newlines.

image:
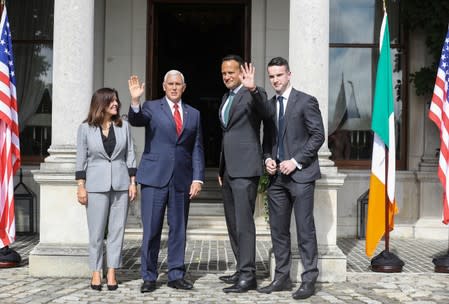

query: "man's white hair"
xmin=163 ymin=70 xmax=185 ymax=84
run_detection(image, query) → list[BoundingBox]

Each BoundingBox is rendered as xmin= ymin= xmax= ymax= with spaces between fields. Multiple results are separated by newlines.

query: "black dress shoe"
xmin=257 ymin=277 xmax=292 ymax=294
xmin=167 ymin=278 xmax=193 ymax=290
xmin=90 ymin=283 xmax=102 ymax=291
xmin=218 ymin=272 xmax=239 ymax=284
xmin=141 ymin=280 xmax=156 ymax=293
xmin=107 ymin=284 xmax=118 ymax=291
xmin=292 ymin=282 xmax=315 ymax=299
xmin=223 ymin=278 xmax=257 ymax=293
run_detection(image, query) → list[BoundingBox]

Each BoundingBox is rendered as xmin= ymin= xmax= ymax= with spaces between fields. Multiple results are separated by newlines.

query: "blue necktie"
xmin=277 ymin=96 xmax=285 ymax=161
xmin=223 ymin=91 xmax=235 ymax=127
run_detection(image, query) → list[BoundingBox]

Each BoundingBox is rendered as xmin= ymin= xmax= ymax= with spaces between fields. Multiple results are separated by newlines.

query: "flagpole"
xmin=369 ymin=0 xmax=403 ymax=272
xmin=382 ymin=0 xmax=390 ymax=255
xmin=371 ymin=148 xmax=403 ymax=273
xmin=384 ymin=147 xmax=390 ymax=253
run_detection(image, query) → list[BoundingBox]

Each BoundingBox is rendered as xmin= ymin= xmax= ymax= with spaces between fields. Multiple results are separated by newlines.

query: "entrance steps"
xmin=125 ymin=168 xmax=270 ymax=240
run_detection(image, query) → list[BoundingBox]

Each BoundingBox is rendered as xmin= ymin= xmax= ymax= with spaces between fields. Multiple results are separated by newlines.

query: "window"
xmin=328 ymin=0 xmax=405 ymax=169
xmin=7 ymin=0 xmax=54 ymax=164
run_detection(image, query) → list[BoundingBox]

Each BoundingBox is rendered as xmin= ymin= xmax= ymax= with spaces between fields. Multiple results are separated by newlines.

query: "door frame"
xmin=146 ymin=0 xmax=252 ymax=99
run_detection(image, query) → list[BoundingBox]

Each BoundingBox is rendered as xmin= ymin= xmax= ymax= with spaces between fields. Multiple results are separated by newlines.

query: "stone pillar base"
xmin=31 ymin=146 xmax=90 ymax=277
xmin=416 ymin=169 xmax=445 ymax=240
xmin=29 ymin=243 xmax=89 ymax=277
xmin=269 ymin=245 xmax=347 ymax=283
xmin=414 ymin=218 xmax=448 ymax=240
xmin=270 ymin=159 xmax=348 ymax=283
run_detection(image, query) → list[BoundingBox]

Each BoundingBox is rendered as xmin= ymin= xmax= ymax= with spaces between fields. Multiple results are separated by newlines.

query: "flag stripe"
xmin=429 ymin=28 xmax=449 ymax=224
xmin=366 ymin=174 xmax=386 ymax=255
xmin=366 ymin=12 xmax=398 ymax=257
xmin=0 ymin=6 xmax=20 ymax=247
xmin=387 ymin=113 xmax=395 ymax=201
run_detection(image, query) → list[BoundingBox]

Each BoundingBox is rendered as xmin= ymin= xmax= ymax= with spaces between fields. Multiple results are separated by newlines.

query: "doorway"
xmin=147 ymin=0 xmax=251 ymax=167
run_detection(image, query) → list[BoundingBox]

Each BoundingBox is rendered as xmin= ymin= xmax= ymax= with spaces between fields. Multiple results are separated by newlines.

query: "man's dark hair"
xmin=222 ymin=54 xmax=244 ymax=66
xmin=267 ymin=57 xmax=290 ymax=72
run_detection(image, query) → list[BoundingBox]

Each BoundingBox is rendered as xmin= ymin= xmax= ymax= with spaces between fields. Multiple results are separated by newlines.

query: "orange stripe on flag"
xmin=365 ymin=174 xmax=398 ymax=257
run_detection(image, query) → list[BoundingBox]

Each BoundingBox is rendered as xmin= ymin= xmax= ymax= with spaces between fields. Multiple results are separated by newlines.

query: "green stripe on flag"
xmin=372 ymin=14 xmax=394 ymax=148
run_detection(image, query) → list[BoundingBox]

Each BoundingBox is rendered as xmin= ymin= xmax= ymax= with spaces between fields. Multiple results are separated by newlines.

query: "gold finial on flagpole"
xmin=383 ymin=0 xmax=386 ymax=12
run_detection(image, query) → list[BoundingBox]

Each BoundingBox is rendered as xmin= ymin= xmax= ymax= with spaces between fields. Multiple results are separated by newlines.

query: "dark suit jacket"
xmin=218 ymin=86 xmax=274 ymax=178
xmin=128 ymin=97 xmax=205 ymax=191
xmin=263 ymin=88 xmax=325 ymax=183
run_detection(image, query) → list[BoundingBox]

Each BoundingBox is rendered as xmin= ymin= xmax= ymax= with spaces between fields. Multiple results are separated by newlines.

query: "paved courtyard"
xmin=1 ymin=235 xmax=449 ymax=303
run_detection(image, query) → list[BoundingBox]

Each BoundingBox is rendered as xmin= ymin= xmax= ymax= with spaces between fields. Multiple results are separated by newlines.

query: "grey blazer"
xmin=76 ymin=120 xmax=136 ymax=192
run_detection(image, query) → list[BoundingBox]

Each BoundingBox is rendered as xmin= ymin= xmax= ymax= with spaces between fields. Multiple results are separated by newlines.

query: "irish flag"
xmin=365 ymin=12 xmax=398 ymax=257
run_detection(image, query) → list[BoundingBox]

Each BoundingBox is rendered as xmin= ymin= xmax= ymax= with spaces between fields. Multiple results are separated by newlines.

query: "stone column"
xmin=270 ymin=0 xmax=347 ymax=282
xmin=415 ymin=103 xmax=445 ymax=239
xmin=30 ymin=0 xmax=95 ymax=277
xmin=409 ymin=30 xmax=447 ymax=239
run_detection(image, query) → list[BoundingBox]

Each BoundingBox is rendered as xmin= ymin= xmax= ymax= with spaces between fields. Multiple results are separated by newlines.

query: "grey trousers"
xmin=86 ymin=191 xmax=129 ymax=271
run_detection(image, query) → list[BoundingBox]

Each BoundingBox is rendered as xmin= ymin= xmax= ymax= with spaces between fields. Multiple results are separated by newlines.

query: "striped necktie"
xmin=173 ymin=103 xmax=182 ymax=136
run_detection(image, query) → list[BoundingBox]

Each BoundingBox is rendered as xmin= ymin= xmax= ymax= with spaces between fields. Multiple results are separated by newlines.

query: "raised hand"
xmin=128 ymin=75 xmax=145 ymax=104
xmin=239 ymin=62 xmax=256 ymax=91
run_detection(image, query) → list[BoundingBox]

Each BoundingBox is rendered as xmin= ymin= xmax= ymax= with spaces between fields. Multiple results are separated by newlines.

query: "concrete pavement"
xmin=1 ymin=235 xmax=449 ymax=303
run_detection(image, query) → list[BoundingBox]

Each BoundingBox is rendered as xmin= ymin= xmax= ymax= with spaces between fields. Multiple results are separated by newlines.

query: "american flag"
xmin=429 ymin=28 xmax=449 ymax=224
xmin=0 ymin=5 xmax=20 ymax=247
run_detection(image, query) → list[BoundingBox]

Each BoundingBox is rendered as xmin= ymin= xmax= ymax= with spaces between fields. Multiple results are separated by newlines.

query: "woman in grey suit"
xmin=76 ymin=88 xmax=137 ymax=291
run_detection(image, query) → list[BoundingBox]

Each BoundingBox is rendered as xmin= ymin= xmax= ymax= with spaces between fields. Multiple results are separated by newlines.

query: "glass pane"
xmin=7 ymin=0 xmax=54 ymax=40
xmin=19 ymin=125 xmax=51 ymax=157
xmin=329 ymin=48 xmax=373 ymax=160
xmin=330 ymin=0 xmax=400 ymax=44
xmin=13 ymin=43 xmax=53 ymax=115
xmin=13 ymin=43 xmax=53 ymax=157
xmin=328 ymin=47 xmax=403 ymax=161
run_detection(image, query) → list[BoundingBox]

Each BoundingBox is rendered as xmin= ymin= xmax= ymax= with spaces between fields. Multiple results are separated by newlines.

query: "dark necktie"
xmin=173 ymin=103 xmax=182 ymax=136
xmin=277 ymin=96 xmax=285 ymax=161
xmin=223 ymin=91 xmax=235 ymax=127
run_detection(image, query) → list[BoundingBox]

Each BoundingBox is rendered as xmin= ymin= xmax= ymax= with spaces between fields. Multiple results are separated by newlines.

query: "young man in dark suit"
xmin=218 ymin=55 xmax=274 ymax=293
xmin=259 ymin=57 xmax=325 ymax=300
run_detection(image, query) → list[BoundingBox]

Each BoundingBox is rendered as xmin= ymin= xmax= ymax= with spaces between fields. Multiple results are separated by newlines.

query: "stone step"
xmin=189 ymin=202 xmax=224 ymax=215
xmin=124 ymin=167 xmax=271 ymax=240
xmin=187 ymin=215 xmax=228 ymax=228
xmin=199 ymin=185 xmax=220 ymax=193
xmin=125 ymin=221 xmax=271 ymax=241
xmin=191 ymin=190 xmax=222 ymax=201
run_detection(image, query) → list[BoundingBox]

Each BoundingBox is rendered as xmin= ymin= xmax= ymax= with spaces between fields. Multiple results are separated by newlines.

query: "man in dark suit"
xmin=258 ymin=57 xmax=325 ymax=300
xmin=127 ymin=71 xmax=205 ymax=293
xmin=218 ymin=55 xmax=274 ymax=293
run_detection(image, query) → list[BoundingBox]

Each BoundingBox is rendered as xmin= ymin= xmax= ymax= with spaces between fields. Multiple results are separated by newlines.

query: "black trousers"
xmin=267 ymin=174 xmax=319 ymax=283
xmin=222 ymin=169 xmax=259 ymax=281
